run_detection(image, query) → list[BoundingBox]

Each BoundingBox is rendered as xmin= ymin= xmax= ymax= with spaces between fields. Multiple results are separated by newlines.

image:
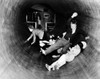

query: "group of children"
xmin=25 ymin=12 xmax=89 ymax=71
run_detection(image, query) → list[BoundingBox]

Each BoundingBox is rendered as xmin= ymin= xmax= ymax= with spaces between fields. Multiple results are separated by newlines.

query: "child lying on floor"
xmin=45 ymin=41 xmax=87 ymax=71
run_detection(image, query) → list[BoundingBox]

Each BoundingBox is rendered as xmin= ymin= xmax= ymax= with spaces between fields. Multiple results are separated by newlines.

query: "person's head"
xmin=28 ymin=25 xmax=34 ymax=32
xmin=37 ymin=25 xmax=42 ymax=30
xmin=69 ymin=44 xmax=81 ymax=56
xmin=71 ymin=12 xmax=78 ymax=19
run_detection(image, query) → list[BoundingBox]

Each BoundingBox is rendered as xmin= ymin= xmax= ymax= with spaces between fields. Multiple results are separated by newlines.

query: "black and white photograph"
xmin=0 ymin=0 xmax=100 ymax=79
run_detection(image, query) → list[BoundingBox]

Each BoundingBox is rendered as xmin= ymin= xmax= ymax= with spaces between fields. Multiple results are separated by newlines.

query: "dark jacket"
xmin=69 ymin=29 xmax=88 ymax=48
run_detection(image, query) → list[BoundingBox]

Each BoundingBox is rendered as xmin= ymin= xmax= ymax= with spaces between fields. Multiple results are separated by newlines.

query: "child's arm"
xmin=25 ymin=34 xmax=33 ymax=43
xmin=31 ymin=33 xmax=36 ymax=45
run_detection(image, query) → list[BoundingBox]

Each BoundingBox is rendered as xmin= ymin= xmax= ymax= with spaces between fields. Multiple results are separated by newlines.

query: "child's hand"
xmin=39 ymin=41 xmax=45 ymax=47
xmin=31 ymin=42 xmax=35 ymax=45
xmin=24 ymin=40 xmax=28 ymax=43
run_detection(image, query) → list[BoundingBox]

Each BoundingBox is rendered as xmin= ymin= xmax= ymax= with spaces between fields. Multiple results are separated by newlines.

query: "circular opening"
xmin=3 ymin=0 xmax=100 ymax=78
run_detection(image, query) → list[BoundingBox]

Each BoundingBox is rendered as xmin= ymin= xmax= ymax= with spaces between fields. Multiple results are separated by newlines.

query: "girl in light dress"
xmin=25 ymin=25 xmax=44 ymax=45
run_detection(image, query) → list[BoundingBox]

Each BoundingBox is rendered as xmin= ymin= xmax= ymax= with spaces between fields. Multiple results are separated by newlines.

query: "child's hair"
xmin=71 ymin=19 xmax=77 ymax=24
xmin=37 ymin=25 xmax=42 ymax=30
xmin=28 ymin=25 xmax=34 ymax=29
